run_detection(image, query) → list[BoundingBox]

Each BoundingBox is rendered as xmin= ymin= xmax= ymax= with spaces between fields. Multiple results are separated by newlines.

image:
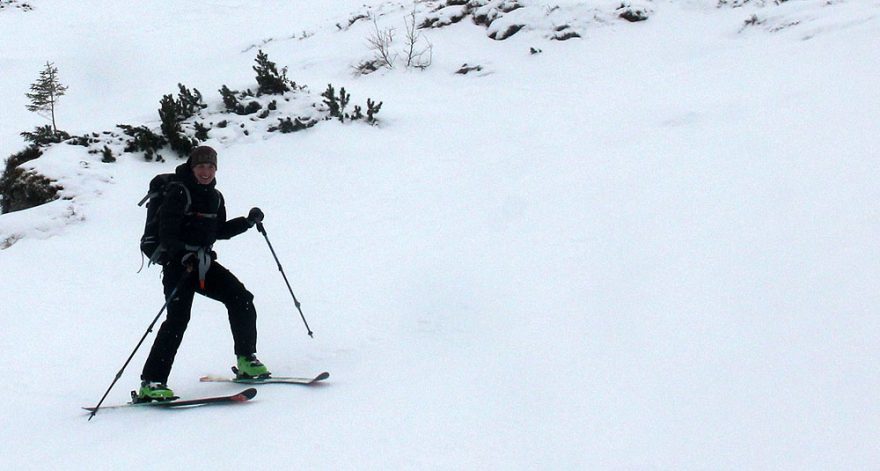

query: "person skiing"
xmin=137 ymin=145 xmax=269 ymax=401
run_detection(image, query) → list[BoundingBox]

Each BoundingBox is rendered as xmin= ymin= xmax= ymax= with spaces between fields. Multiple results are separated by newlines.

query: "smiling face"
xmin=192 ymin=163 xmax=216 ymax=185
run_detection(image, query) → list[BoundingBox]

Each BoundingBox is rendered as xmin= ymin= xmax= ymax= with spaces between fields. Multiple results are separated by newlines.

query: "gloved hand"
xmin=181 ymin=252 xmax=197 ymax=270
xmin=247 ymin=207 xmax=264 ymax=227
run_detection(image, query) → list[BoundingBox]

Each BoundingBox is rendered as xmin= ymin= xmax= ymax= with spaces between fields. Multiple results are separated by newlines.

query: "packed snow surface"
xmin=1 ymin=0 xmax=879 ymax=469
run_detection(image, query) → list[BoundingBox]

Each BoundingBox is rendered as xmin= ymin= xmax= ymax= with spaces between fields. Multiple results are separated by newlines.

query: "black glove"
xmin=247 ymin=207 xmax=264 ymax=227
xmin=181 ymin=252 xmax=197 ymax=270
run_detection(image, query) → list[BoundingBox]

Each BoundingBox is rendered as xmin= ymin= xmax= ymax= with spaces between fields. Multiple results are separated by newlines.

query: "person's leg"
xmin=200 ymin=261 xmax=257 ymax=356
xmin=141 ymin=265 xmax=196 ymax=384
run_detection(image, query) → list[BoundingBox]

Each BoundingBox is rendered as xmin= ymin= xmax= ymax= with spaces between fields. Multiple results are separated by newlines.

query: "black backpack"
xmin=138 ymin=173 xmax=191 ymax=265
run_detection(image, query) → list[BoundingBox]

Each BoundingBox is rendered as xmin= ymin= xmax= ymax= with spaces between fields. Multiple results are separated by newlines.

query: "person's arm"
xmin=217 ymin=192 xmax=251 ymax=240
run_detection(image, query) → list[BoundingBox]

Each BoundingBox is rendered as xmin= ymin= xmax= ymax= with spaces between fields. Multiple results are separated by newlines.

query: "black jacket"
xmin=158 ymin=162 xmax=250 ymax=260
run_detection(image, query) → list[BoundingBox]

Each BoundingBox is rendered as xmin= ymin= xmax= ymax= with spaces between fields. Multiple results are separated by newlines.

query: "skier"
xmin=137 ymin=145 xmax=269 ymax=401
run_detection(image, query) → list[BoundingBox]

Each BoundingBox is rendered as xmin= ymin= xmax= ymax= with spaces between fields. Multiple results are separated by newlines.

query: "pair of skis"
xmin=83 ymin=371 xmax=329 ymax=413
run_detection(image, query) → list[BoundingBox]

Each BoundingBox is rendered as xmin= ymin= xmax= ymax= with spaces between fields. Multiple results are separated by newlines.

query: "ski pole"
xmin=88 ymin=272 xmax=190 ymax=420
xmin=257 ymin=222 xmax=314 ymax=338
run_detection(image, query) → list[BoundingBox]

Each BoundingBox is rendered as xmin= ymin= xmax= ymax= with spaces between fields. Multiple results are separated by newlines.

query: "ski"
xmin=199 ymin=370 xmax=329 ymax=385
xmin=83 ymin=387 xmax=257 ymax=412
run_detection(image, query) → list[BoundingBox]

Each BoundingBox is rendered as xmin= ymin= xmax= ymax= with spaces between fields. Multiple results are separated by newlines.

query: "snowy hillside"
xmin=2 ymin=0 xmax=880 ymax=469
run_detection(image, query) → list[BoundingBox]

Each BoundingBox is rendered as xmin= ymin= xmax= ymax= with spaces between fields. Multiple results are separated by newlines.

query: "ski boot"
xmin=134 ymin=381 xmax=177 ymax=403
xmin=233 ymin=354 xmax=271 ymax=379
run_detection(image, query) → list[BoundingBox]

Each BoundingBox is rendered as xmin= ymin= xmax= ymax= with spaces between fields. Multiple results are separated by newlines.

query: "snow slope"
xmin=2 ymin=0 xmax=880 ymax=468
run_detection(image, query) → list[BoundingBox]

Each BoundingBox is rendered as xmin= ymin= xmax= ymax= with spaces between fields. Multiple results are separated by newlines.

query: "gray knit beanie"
xmin=189 ymin=146 xmax=218 ymax=168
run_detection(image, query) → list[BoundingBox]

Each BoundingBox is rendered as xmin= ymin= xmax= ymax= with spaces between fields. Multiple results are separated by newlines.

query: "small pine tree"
xmin=193 ymin=121 xmax=211 ymax=141
xmin=321 ymin=83 xmax=342 ymax=119
xmin=176 ymin=83 xmax=206 ymax=120
xmin=219 ymin=85 xmax=242 ymax=113
xmin=366 ymin=98 xmax=383 ymax=125
xmin=253 ymin=50 xmax=291 ymax=95
xmin=158 ymin=94 xmax=194 ymax=158
xmin=158 ymin=94 xmax=180 ymax=138
xmin=350 ymin=105 xmax=364 ymax=121
xmin=25 ymin=61 xmax=69 ymax=135
xmin=338 ymin=87 xmax=350 ymax=122
xmin=100 ymin=146 xmax=116 ymax=163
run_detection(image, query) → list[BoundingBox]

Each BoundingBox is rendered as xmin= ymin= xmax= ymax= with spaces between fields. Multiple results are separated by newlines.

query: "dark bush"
xmin=220 ymin=85 xmax=242 ymax=113
xmin=20 ymin=125 xmax=70 ymax=147
xmin=253 ymin=50 xmax=292 ymax=95
xmin=118 ymin=124 xmax=167 ymax=161
xmin=322 ymin=84 xmax=350 ymax=122
xmin=101 ymin=146 xmax=116 ymax=163
xmin=0 ymin=146 xmax=60 ymax=213
xmin=159 ymin=94 xmax=195 ymax=158
xmin=268 ymin=117 xmax=316 ymax=133
xmin=193 ymin=121 xmax=211 ymax=141
xmin=619 ymin=7 xmax=649 ymax=22
xmin=176 ymin=83 xmax=207 ymax=120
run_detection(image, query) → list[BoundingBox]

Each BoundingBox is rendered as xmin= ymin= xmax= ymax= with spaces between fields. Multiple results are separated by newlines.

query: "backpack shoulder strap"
xmin=214 ymin=189 xmax=224 ymax=213
xmin=165 ymin=180 xmax=193 ymax=214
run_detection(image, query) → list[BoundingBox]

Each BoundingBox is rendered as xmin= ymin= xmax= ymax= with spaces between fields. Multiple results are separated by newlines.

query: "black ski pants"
xmin=141 ymin=260 xmax=258 ymax=384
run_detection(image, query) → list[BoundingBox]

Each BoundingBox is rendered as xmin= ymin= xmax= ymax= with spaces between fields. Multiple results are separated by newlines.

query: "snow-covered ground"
xmin=2 ymin=0 xmax=879 ymax=468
